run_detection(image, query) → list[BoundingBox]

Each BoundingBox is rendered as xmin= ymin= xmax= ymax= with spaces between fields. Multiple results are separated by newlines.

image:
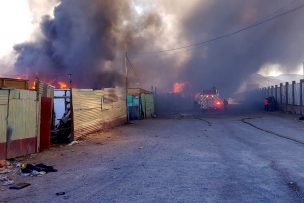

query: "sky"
xmin=0 ymin=0 xmax=304 ymax=94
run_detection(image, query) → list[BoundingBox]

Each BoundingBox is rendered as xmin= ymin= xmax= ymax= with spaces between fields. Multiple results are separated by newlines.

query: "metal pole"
xmin=125 ymin=52 xmax=129 ymax=122
xmin=68 ymin=73 xmax=74 ymax=141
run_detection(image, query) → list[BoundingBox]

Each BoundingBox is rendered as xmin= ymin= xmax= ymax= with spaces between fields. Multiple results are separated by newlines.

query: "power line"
xmin=129 ymin=2 xmax=304 ymax=56
xmin=126 ymin=55 xmax=141 ymax=82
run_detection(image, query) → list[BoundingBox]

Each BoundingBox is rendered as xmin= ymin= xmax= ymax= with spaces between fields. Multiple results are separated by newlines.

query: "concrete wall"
xmin=262 ymin=79 xmax=304 ymax=115
xmin=72 ymin=87 xmax=126 ymax=139
xmin=0 ymin=89 xmax=39 ymax=159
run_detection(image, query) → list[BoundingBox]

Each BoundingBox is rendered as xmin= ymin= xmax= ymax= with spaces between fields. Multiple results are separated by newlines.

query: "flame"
xmin=30 ymin=81 xmax=36 ymax=90
xmin=172 ymin=82 xmax=186 ymax=93
xmin=58 ymin=81 xmax=68 ymax=89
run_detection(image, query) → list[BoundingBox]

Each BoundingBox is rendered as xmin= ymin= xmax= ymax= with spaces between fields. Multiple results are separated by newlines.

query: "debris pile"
xmin=19 ymin=163 xmax=57 ymax=177
xmin=0 ymin=160 xmax=57 ymax=190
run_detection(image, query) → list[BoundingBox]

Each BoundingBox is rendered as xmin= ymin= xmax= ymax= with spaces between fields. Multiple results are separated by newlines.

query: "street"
xmin=1 ymin=112 xmax=304 ymax=203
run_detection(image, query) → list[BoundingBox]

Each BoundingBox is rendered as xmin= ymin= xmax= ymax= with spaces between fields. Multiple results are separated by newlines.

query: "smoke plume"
xmin=12 ymin=0 xmax=304 ymax=93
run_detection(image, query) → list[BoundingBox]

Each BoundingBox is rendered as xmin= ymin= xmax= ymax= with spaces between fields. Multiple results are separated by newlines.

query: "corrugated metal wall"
xmin=6 ymin=90 xmax=39 ymax=158
xmin=72 ymin=88 xmax=126 ymax=139
xmin=142 ymin=94 xmax=155 ymax=118
xmin=0 ymin=90 xmax=9 ymax=159
xmin=0 ymin=89 xmax=39 ymax=159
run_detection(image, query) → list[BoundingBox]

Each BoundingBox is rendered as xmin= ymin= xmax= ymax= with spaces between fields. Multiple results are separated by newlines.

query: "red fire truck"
xmin=197 ymin=87 xmax=226 ymax=110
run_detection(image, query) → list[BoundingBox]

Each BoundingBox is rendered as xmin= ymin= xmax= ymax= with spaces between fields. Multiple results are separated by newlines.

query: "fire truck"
xmin=196 ymin=87 xmax=226 ymax=110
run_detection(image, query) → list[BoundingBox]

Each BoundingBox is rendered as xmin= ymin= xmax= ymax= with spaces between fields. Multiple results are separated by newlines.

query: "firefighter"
xmin=264 ymin=97 xmax=269 ymax=111
xmin=223 ymin=99 xmax=228 ymax=111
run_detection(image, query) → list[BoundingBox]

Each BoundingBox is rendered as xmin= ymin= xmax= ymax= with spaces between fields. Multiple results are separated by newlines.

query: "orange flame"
xmin=30 ymin=81 xmax=36 ymax=90
xmin=172 ymin=82 xmax=186 ymax=93
xmin=58 ymin=81 xmax=68 ymax=89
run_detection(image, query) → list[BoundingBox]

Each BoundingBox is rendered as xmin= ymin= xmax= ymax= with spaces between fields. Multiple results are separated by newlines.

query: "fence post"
xmin=280 ymin=83 xmax=283 ymax=104
xmin=300 ymin=80 xmax=304 ymax=115
xmin=275 ymin=85 xmax=278 ymax=101
xmin=292 ymin=81 xmax=296 ymax=106
xmin=285 ymin=82 xmax=289 ymax=105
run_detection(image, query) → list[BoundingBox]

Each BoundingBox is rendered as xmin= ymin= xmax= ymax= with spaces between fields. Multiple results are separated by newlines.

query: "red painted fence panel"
xmin=40 ymin=97 xmax=53 ymax=151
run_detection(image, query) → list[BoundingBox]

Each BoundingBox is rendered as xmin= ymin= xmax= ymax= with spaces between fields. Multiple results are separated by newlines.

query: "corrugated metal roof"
xmin=128 ymin=88 xmax=151 ymax=95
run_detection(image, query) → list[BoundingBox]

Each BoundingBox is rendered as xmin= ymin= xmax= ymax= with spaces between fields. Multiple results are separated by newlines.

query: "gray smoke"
xmin=13 ymin=0 xmax=304 ymax=93
xmin=179 ymin=0 xmax=304 ymax=96
xmin=14 ymin=0 xmax=159 ymax=88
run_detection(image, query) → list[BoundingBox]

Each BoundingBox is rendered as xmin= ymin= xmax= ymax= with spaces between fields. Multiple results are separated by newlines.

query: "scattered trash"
xmin=9 ymin=183 xmax=31 ymax=190
xmin=138 ymin=147 xmax=143 ymax=149
xmin=0 ymin=160 xmax=10 ymax=168
xmin=68 ymin=141 xmax=80 ymax=146
xmin=0 ymin=175 xmax=14 ymax=186
xmin=56 ymin=192 xmax=66 ymax=196
xmin=2 ymin=180 xmax=14 ymax=186
xmin=19 ymin=163 xmax=57 ymax=177
xmin=0 ymin=169 xmax=12 ymax=174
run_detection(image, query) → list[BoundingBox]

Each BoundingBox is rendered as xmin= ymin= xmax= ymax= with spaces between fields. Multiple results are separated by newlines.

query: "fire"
xmin=58 ymin=81 xmax=68 ymax=89
xmin=172 ymin=82 xmax=186 ymax=93
xmin=30 ymin=81 xmax=36 ymax=90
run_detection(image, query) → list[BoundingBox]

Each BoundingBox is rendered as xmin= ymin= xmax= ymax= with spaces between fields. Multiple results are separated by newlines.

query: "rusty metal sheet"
xmin=0 ymin=78 xmax=29 ymax=90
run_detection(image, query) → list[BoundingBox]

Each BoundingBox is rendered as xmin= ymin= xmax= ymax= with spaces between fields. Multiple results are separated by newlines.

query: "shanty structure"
xmin=0 ymin=76 xmax=128 ymax=159
xmin=0 ymin=78 xmax=54 ymax=160
xmin=127 ymin=88 xmax=155 ymax=120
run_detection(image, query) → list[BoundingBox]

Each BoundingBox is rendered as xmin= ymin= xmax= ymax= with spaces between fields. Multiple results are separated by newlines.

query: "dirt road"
xmin=1 ymin=112 xmax=304 ymax=202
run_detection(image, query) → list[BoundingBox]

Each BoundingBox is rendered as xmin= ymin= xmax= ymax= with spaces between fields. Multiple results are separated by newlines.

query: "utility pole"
xmin=125 ymin=52 xmax=129 ymax=122
xmin=303 ymin=62 xmax=304 ymax=79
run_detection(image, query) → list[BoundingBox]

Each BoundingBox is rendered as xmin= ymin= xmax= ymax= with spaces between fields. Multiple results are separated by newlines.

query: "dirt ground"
xmin=1 ymin=112 xmax=304 ymax=202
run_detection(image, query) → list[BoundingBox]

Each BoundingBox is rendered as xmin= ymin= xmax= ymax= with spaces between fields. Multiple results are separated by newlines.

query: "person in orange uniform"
xmin=264 ymin=98 xmax=269 ymax=111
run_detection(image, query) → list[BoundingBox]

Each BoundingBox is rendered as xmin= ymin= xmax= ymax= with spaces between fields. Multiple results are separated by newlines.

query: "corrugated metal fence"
xmin=72 ymin=87 xmax=126 ymax=139
xmin=261 ymin=79 xmax=304 ymax=114
xmin=0 ymin=89 xmax=39 ymax=159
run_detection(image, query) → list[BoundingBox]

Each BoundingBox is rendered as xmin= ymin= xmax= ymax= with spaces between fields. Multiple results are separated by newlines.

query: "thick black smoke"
xmin=13 ymin=0 xmax=304 ymax=93
xmin=14 ymin=0 xmax=161 ymax=88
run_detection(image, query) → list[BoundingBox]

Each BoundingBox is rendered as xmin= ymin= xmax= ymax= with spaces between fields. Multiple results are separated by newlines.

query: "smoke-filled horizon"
xmin=3 ymin=0 xmax=304 ymax=94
